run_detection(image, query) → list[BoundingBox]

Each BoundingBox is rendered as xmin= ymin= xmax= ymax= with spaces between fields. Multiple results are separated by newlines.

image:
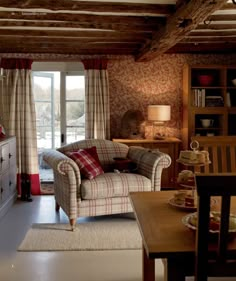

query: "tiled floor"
xmin=0 ymin=196 xmax=165 ymax=281
xmin=0 ymin=196 xmax=233 ymax=281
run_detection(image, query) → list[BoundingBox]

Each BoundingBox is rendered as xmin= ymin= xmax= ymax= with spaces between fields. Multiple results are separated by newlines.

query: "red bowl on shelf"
xmin=197 ymin=74 xmax=214 ymax=86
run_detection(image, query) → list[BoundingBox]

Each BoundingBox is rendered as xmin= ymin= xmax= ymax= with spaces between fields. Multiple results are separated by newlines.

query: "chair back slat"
xmin=212 ymin=146 xmax=219 ymax=173
xmin=231 ymin=145 xmax=236 ymax=172
xmin=221 ymin=146 xmax=227 ymax=173
xmin=191 ymin=136 xmax=236 ymax=174
xmin=219 ymin=196 xmax=231 ymax=260
xmin=195 ymin=173 xmax=236 ymax=281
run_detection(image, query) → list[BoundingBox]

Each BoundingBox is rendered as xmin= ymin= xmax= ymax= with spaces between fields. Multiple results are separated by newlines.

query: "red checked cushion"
xmin=66 ymin=149 xmax=104 ymax=180
xmin=83 ymin=146 xmax=102 ymax=166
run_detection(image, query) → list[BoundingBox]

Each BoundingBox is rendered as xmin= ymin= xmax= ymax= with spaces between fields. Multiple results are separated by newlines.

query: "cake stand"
xmin=169 ymin=140 xmax=211 ymax=211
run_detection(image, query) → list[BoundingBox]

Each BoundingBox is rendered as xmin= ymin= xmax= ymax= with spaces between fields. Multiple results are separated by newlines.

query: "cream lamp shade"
xmin=148 ymin=105 xmax=171 ymax=124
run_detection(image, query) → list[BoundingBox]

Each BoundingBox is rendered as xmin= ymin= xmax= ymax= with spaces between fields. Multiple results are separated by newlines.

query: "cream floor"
xmin=0 ymin=196 xmax=234 ymax=281
xmin=0 ymin=196 xmax=165 ymax=281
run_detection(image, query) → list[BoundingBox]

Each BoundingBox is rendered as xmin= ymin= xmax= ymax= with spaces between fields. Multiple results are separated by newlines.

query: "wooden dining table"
xmin=129 ymin=190 xmax=236 ymax=281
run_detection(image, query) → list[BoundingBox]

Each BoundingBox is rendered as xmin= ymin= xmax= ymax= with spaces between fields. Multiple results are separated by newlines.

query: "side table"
xmin=112 ymin=137 xmax=181 ymax=189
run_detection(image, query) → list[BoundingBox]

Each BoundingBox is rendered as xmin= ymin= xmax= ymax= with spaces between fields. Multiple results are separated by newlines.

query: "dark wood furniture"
xmin=182 ymin=64 xmax=236 ymax=150
xmin=195 ymin=173 xmax=236 ymax=281
xmin=190 ymin=136 xmax=236 ymax=174
xmin=129 ymin=190 xmax=236 ymax=281
xmin=112 ymin=138 xmax=181 ymax=188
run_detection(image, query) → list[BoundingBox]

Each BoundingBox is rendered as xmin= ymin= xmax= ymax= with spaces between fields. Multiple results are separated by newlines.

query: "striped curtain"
xmin=82 ymin=59 xmax=110 ymax=139
xmin=0 ymin=58 xmax=40 ymax=198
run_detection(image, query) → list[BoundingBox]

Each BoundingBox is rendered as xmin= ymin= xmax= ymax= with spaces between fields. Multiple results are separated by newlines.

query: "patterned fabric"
xmin=58 ymin=139 xmax=129 ymax=172
xmin=78 ymin=197 xmax=133 ymax=217
xmin=43 ymin=139 xmax=171 ymax=224
xmin=83 ymin=146 xmax=102 ymax=166
xmin=0 ymin=58 xmax=40 ymax=195
xmin=82 ymin=59 xmax=110 ymax=140
xmin=81 ymin=172 xmax=151 ymax=199
xmin=66 ymin=149 xmax=104 ymax=180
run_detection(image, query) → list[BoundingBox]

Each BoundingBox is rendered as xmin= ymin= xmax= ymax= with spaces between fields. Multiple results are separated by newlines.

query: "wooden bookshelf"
xmin=182 ymin=64 xmax=236 ymax=149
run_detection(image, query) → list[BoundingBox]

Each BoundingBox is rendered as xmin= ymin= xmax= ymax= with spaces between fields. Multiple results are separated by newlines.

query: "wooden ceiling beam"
xmin=0 ymin=29 xmax=151 ymax=40
xmin=0 ymin=20 xmax=161 ymax=33
xmin=188 ymin=30 xmax=236 ymax=36
xmin=218 ymin=2 xmax=236 ymax=10
xmin=0 ymin=42 xmax=140 ymax=49
xmin=167 ymin=42 xmax=236 ymax=53
xmin=0 ymin=37 xmax=145 ymax=44
xmin=196 ymin=23 xmax=236 ymax=30
xmin=181 ymin=36 xmax=236 ymax=43
xmin=206 ymin=14 xmax=236 ymax=21
xmin=135 ymin=0 xmax=228 ymax=62
xmin=0 ymin=47 xmax=135 ymax=55
xmin=0 ymin=1 xmax=175 ymax=15
xmin=0 ymin=11 xmax=164 ymax=25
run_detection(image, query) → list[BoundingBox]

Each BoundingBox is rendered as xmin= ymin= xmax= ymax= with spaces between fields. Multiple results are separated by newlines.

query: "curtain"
xmin=0 ymin=58 xmax=40 ymax=199
xmin=82 ymin=59 xmax=110 ymax=139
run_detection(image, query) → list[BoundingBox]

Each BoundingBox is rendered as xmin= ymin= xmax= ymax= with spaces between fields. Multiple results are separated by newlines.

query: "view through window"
xmin=33 ymin=71 xmax=85 ymax=182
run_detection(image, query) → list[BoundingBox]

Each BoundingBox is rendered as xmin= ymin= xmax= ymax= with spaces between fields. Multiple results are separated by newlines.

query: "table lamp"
xmin=148 ymin=105 xmax=171 ymax=139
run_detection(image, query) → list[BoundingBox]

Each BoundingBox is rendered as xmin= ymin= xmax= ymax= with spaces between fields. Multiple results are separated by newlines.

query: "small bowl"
xmin=197 ymin=74 xmax=214 ymax=86
xmin=232 ymin=79 xmax=236 ymax=86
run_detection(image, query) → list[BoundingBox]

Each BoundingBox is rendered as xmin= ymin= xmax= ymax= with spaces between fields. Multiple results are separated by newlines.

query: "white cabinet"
xmin=0 ymin=136 xmax=17 ymax=219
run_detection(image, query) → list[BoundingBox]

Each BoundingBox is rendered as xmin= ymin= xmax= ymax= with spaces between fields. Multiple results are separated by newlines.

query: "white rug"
xmin=18 ymin=219 xmax=142 ymax=252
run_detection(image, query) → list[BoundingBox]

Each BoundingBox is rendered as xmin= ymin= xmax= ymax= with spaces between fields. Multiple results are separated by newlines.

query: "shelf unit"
xmin=182 ymin=64 xmax=236 ymax=149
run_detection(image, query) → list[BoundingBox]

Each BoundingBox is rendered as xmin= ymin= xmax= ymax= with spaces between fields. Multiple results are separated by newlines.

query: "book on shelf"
xmin=205 ymin=95 xmax=224 ymax=107
xmin=192 ymin=89 xmax=206 ymax=107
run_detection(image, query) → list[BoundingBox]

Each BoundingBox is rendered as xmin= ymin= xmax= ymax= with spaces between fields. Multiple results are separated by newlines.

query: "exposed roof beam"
xmin=135 ymin=0 xmax=228 ymax=62
xmin=196 ymin=24 xmax=236 ymax=30
xmin=0 ymin=11 xmax=164 ymax=25
xmin=0 ymin=29 xmax=151 ymax=40
xmin=0 ymin=46 xmax=135 ymax=55
xmin=0 ymin=0 xmax=175 ymax=15
xmin=181 ymin=36 xmax=236 ymax=43
xmin=167 ymin=42 xmax=236 ymax=53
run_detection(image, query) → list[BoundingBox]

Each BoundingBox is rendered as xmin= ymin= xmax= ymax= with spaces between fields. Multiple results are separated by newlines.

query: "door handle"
xmin=61 ymin=134 xmax=64 ymax=143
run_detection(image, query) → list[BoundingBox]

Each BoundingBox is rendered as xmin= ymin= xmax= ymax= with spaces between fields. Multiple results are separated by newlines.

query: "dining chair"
xmin=195 ymin=173 xmax=236 ymax=281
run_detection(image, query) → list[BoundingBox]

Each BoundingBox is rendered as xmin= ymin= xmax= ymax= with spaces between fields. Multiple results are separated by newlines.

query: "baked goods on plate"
xmin=182 ymin=211 xmax=236 ymax=235
xmin=178 ymin=150 xmax=210 ymax=164
xmin=177 ymin=170 xmax=194 ymax=184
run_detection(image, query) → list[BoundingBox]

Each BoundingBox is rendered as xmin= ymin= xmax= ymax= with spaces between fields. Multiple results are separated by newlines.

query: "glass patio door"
xmin=33 ymin=72 xmax=57 ymax=150
xmin=60 ymin=72 xmax=85 ymax=146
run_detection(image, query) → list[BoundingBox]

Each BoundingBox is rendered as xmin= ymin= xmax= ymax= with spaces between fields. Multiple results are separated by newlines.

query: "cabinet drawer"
xmin=0 ymin=173 xmax=10 ymax=204
xmin=0 ymin=143 xmax=10 ymax=172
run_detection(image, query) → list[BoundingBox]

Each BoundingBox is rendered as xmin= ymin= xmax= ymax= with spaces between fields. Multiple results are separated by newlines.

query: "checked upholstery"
xmin=43 ymin=139 xmax=171 ymax=229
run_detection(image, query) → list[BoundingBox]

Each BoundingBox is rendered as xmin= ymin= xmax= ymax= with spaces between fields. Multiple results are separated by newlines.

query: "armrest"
xmin=43 ymin=149 xmax=81 ymax=197
xmin=43 ymin=150 xmax=81 ymax=219
xmin=128 ymin=146 xmax=171 ymax=191
xmin=43 ymin=150 xmax=80 ymax=178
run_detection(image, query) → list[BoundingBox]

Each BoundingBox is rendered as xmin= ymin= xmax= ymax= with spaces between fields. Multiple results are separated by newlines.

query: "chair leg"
xmin=70 ymin=219 xmax=76 ymax=231
xmin=55 ymin=201 xmax=60 ymax=212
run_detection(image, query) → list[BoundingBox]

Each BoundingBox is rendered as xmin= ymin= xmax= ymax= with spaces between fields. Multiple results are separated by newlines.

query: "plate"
xmin=182 ymin=211 xmax=236 ymax=235
xmin=176 ymin=159 xmax=211 ymax=166
xmin=168 ymin=197 xmax=218 ymax=212
xmin=168 ymin=197 xmax=197 ymax=211
xmin=179 ymin=183 xmax=195 ymax=189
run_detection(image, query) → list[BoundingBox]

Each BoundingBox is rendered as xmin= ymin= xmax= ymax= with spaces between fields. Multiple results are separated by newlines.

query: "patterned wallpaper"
xmin=2 ymin=52 xmax=236 ymax=140
xmin=108 ymin=54 xmax=236 ymax=139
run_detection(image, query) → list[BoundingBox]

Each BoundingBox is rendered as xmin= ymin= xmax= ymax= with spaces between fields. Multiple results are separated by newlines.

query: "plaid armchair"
xmin=43 ymin=139 xmax=171 ymax=230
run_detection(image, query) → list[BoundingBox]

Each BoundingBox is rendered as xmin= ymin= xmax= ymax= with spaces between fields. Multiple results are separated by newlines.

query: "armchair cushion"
xmin=66 ymin=149 xmax=104 ymax=180
xmin=81 ymin=172 xmax=151 ymax=200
